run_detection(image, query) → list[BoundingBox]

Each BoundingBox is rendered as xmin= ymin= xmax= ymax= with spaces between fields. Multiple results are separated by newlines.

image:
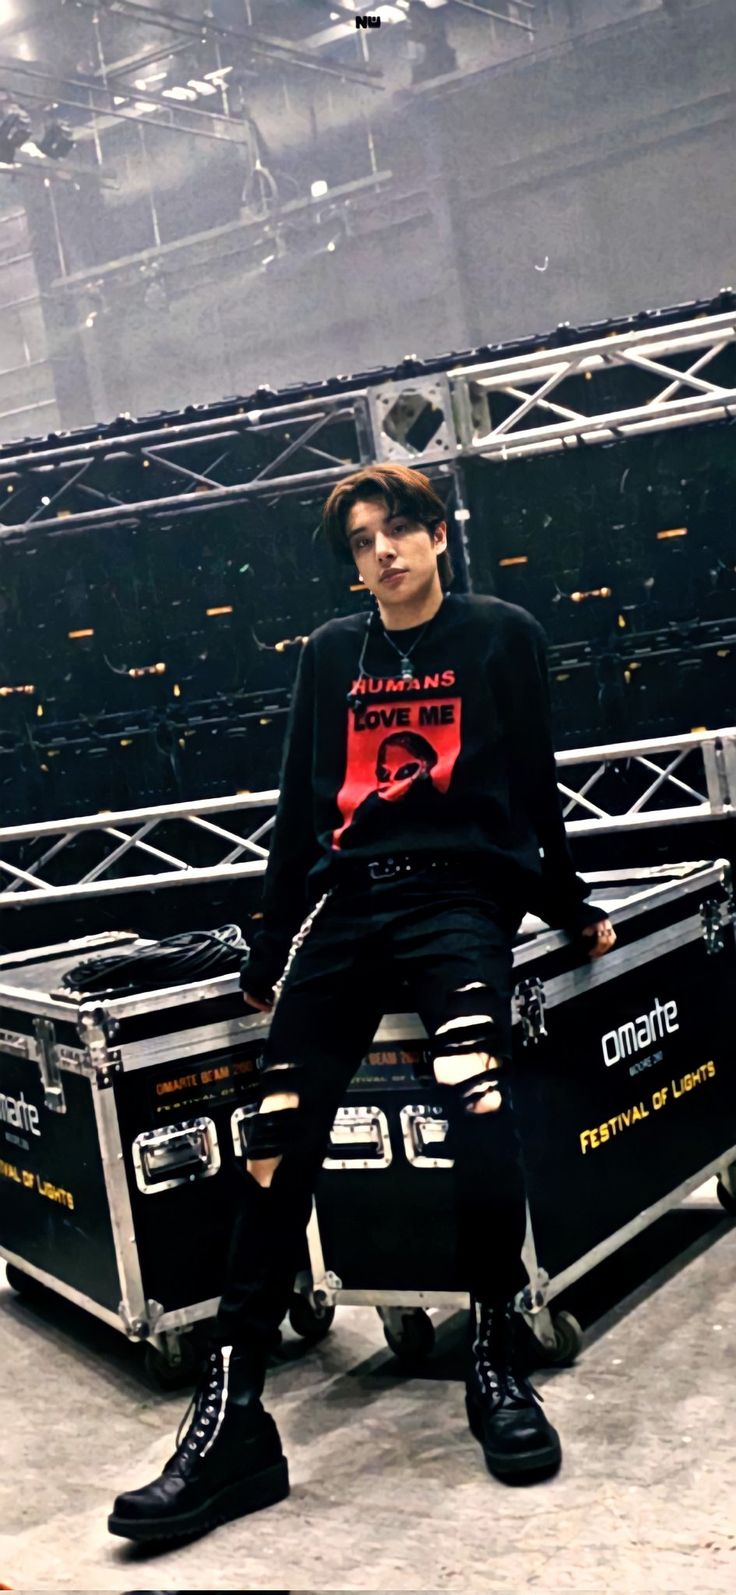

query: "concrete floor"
xmin=0 ymin=1183 xmax=734 ymax=1594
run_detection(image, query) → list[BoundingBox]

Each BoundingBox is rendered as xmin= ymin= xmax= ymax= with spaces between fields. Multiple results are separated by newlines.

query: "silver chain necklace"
xmin=356 ymin=593 xmax=446 ymax=684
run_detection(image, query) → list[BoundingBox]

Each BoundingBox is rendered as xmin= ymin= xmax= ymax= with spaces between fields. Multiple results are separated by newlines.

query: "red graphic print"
xmin=333 ymin=696 xmax=462 ymax=847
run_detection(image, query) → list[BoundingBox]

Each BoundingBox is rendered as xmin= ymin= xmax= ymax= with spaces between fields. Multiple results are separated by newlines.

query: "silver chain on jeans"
xmin=272 ymin=889 xmax=333 ymax=1006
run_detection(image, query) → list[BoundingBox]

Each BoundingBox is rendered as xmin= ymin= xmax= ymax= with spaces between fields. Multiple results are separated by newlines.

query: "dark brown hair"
xmin=322 ymin=464 xmax=455 ymax=590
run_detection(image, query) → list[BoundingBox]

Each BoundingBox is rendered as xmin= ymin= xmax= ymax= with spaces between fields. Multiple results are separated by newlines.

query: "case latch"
xmin=32 ymin=1017 xmax=66 ymax=1113
xmin=77 ymin=1002 xmax=121 ymax=1087
xmin=700 ymin=898 xmax=725 ymax=955
xmin=515 ymin=976 xmax=548 ymax=1045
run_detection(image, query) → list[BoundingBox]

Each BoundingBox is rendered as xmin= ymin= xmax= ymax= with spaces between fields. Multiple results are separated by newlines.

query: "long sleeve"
xmin=239 ymin=640 xmax=321 ymax=999
xmin=507 ymin=615 xmax=608 ymax=936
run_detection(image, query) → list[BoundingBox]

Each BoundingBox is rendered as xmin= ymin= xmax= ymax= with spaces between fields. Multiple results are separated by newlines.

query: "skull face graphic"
xmin=375 ymin=731 xmax=439 ymax=803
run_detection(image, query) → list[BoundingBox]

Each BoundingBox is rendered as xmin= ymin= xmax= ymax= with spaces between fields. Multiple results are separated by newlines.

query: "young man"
xmin=110 ymin=465 xmax=616 ymax=1543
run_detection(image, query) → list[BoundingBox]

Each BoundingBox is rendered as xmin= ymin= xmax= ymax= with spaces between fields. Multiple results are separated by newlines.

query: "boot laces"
xmin=474 ymin=1310 xmax=543 ymax=1409
xmin=170 ymin=1350 xmax=226 ymax=1472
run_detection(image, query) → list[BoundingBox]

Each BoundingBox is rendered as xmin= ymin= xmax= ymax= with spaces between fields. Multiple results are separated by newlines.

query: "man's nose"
xmin=374 ymin=533 xmax=396 ymax=558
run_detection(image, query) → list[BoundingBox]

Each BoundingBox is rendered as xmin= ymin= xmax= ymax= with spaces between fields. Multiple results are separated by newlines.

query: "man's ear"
xmin=433 ymin=520 xmax=448 ymax=554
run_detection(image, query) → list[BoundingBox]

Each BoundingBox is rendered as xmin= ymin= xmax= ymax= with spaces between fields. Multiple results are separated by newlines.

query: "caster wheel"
xmin=382 ymin=1307 xmax=435 ymax=1366
xmin=288 ymin=1293 xmax=335 ymax=1342
xmin=4 ymin=1264 xmax=42 ymax=1299
xmin=524 ymin=1309 xmax=583 ymax=1368
xmin=716 ymin=1177 xmax=736 ymax=1216
xmin=546 ymin=1309 xmax=583 ymax=1366
xmin=144 ymin=1337 xmax=198 ymax=1390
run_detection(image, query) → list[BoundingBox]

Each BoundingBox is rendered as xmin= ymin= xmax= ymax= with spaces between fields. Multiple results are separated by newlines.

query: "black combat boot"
xmin=465 ymin=1299 xmax=562 ymax=1483
xmin=108 ymin=1342 xmax=289 ymax=1543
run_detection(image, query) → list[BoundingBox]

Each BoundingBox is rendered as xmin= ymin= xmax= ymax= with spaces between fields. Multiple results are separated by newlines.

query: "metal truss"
xmin=0 ymin=390 xmax=375 ymax=543
xmin=1 ymin=728 xmax=733 ymax=910
xmin=0 ymin=791 xmax=280 ymax=909
xmin=2 ymin=309 xmax=736 ymax=539
xmin=556 ymin=728 xmax=734 ymax=835
xmin=450 ymin=310 xmax=736 ymax=460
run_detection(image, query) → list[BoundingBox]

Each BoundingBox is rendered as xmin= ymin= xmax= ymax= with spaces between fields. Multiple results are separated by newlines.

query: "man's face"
xmin=376 ymin=743 xmax=431 ymax=801
xmin=345 ymin=497 xmax=447 ymax=613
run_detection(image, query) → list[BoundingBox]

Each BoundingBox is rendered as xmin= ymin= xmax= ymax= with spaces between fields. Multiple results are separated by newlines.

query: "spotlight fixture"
xmin=0 ymin=103 xmax=32 ymax=164
xmin=38 ymin=121 xmax=75 ymax=160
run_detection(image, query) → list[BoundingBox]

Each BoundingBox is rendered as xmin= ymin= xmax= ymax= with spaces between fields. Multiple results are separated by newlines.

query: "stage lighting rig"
xmin=38 ymin=121 xmax=75 ymax=160
xmin=0 ymin=103 xmax=32 ymax=165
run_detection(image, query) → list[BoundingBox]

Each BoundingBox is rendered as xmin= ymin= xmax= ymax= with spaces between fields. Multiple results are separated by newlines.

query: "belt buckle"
xmin=368 ymin=857 xmax=399 ymax=882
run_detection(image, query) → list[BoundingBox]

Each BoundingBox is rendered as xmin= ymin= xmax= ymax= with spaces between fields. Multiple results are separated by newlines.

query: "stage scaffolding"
xmin=1 ymin=299 xmax=735 ymax=911
xmin=0 ymin=306 xmax=734 ymax=541
xmin=0 ymin=727 xmax=733 ymax=910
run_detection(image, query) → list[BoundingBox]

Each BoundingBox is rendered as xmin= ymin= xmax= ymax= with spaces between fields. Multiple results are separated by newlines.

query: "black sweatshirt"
xmin=241 ymin=592 xmax=607 ymax=999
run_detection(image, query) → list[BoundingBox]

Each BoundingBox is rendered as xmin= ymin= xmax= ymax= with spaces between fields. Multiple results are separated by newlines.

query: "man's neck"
xmin=377 ymin=582 xmax=445 ymax=632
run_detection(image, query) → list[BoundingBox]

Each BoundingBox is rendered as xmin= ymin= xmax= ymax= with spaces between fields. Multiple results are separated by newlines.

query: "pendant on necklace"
xmin=400 ymin=658 xmax=413 ymax=681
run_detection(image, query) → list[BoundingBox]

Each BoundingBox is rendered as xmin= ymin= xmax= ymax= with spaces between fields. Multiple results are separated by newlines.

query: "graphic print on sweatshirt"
xmin=332 ymin=670 xmax=462 ymax=848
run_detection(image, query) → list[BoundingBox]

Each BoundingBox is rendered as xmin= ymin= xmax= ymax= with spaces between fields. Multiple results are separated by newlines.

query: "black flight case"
xmin=305 ymin=858 xmax=736 ymax=1362
xmin=0 ymin=860 xmax=734 ymax=1380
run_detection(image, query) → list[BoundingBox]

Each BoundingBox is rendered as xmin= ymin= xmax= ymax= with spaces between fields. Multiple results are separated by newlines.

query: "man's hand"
xmin=580 ymin=918 xmax=617 ymax=960
xmin=243 ymin=991 xmax=274 ymax=1013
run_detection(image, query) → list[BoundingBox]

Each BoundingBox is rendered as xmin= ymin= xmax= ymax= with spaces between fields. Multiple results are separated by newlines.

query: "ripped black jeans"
xmin=215 ymin=866 xmax=528 ymax=1352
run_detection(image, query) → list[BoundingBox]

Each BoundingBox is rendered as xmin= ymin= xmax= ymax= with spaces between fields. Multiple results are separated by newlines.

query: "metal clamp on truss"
xmin=700 ymin=898 xmax=726 ymax=956
xmin=367 ymin=373 xmax=457 ymax=465
xmin=515 ymin=976 xmax=548 ymax=1045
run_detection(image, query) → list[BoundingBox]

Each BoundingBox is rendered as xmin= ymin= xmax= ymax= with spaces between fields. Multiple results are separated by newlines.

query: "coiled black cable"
xmin=60 ymin=925 xmax=248 ymax=999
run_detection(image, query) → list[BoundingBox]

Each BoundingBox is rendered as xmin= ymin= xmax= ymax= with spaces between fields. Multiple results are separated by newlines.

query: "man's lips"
xmin=380 ymin=569 xmax=407 ymax=583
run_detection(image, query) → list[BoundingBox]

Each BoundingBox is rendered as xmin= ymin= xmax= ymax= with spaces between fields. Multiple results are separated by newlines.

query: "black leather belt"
xmin=333 ymin=852 xmax=461 ymax=888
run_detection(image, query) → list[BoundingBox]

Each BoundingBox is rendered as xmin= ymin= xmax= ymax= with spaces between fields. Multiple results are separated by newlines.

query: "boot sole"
xmin=107 ymin=1458 xmax=290 ymax=1543
xmin=466 ymin=1393 xmax=561 ymax=1481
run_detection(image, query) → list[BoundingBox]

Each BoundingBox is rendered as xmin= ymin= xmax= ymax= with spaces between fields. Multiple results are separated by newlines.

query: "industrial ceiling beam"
xmin=47 ymin=168 xmax=394 ymax=288
xmin=74 ymin=0 xmax=385 ymax=86
xmin=0 ymin=56 xmax=258 ymax=145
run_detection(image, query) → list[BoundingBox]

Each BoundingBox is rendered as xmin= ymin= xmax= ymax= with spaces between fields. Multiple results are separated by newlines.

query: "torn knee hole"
xmin=462 ymin=1081 xmax=503 ymax=1115
xmin=259 ymin=1059 xmax=300 ymax=1115
xmin=247 ymin=1152 xmax=282 ymax=1187
xmin=435 ymin=1012 xmax=494 ymax=1037
xmin=260 ymin=1091 xmax=299 ymax=1112
xmin=433 ymin=1051 xmax=504 ymax=1114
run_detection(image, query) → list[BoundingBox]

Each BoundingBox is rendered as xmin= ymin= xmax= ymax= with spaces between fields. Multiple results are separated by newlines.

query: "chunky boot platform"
xmin=109 ymin=1344 xmax=289 ymax=1543
xmin=465 ymin=1300 xmax=562 ymax=1483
